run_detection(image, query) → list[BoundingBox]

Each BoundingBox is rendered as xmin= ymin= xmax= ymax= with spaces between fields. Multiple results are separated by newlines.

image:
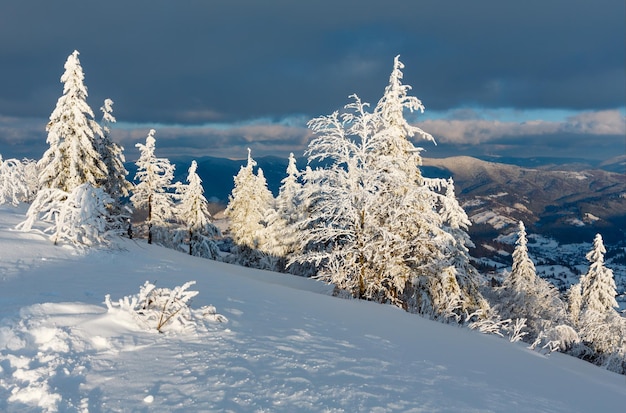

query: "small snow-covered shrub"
xmin=530 ymin=324 xmax=580 ymax=354
xmin=467 ymin=308 xmax=509 ymax=337
xmin=17 ymin=183 xmax=115 ymax=248
xmin=0 ymin=156 xmax=30 ymax=206
xmin=506 ymin=318 xmax=529 ymax=343
xmin=468 ymin=309 xmax=532 ymax=344
xmin=105 ymin=281 xmax=227 ymax=333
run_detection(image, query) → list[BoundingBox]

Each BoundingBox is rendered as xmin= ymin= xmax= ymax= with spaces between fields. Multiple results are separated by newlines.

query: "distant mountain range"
xmin=126 ymin=153 xmax=625 ymax=234
xmin=470 ymin=154 xmax=626 ymax=174
xmin=145 ymin=154 xmax=625 ymax=243
xmin=421 ymin=156 xmax=626 ymax=245
xmin=163 ymin=153 xmax=625 ymax=203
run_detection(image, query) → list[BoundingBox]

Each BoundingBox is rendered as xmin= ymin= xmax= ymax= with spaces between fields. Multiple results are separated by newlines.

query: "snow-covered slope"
xmin=0 ymin=205 xmax=624 ymax=412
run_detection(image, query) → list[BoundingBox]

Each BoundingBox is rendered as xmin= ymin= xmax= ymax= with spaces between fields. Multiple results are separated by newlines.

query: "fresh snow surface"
xmin=0 ymin=205 xmax=624 ymax=413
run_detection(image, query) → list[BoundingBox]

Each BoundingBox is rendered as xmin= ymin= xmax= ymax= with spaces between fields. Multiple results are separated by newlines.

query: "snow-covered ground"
xmin=1 ymin=205 xmax=625 ymax=412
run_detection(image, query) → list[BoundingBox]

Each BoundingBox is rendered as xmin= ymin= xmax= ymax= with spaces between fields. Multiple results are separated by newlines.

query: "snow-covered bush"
xmin=104 ymin=281 xmax=227 ymax=334
xmin=468 ymin=309 xmax=529 ymax=343
xmin=0 ymin=155 xmax=29 ymax=206
xmin=576 ymin=310 xmax=626 ymax=373
xmin=468 ymin=311 xmax=510 ymax=338
xmin=56 ymin=184 xmax=112 ymax=246
xmin=17 ymin=184 xmax=114 ymax=248
xmin=530 ymin=324 xmax=580 ymax=354
xmin=150 ymin=225 xmax=187 ymax=250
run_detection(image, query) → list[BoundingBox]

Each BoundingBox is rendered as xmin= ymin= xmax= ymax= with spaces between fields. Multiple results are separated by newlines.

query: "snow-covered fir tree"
xmin=224 ymin=149 xmax=275 ymax=268
xmin=292 ymin=56 xmax=482 ymax=318
xmin=432 ymin=178 xmax=488 ymax=318
xmin=579 ymin=234 xmax=618 ymax=315
xmin=505 ymin=221 xmax=537 ymax=293
xmin=38 ymin=50 xmax=108 ymax=192
xmin=263 ymin=153 xmax=304 ymax=272
xmin=131 ymin=129 xmax=176 ymax=244
xmin=98 ymin=99 xmax=133 ymax=220
xmin=17 ymin=51 xmax=119 ymax=247
xmin=497 ymin=221 xmax=566 ymax=341
xmin=176 ymin=160 xmax=220 ymax=259
xmin=574 ymin=234 xmax=625 ymax=373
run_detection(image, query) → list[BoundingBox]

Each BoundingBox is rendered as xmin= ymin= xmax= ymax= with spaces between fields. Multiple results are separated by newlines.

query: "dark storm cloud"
xmin=1 ymin=0 xmax=624 ymax=123
xmin=0 ymin=1 xmax=624 ymax=161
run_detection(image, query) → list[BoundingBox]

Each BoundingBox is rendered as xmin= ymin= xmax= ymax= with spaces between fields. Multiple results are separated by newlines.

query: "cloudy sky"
xmin=0 ymin=0 xmax=624 ymax=162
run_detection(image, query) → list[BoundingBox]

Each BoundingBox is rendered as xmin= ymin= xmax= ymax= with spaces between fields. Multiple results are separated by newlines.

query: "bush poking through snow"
xmin=105 ymin=281 xmax=227 ymax=333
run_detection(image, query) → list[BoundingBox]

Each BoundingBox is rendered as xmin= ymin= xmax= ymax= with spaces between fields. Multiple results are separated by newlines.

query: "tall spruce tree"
xmin=580 ymin=234 xmax=618 ymax=314
xmin=498 ymin=221 xmax=565 ymax=340
xmin=576 ymin=234 xmax=624 ymax=373
xmin=176 ymin=160 xmax=220 ymax=258
xmin=263 ymin=153 xmax=303 ymax=271
xmin=434 ymin=178 xmax=487 ymax=317
xmin=17 ymin=51 xmax=115 ymax=247
xmin=225 ymin=149 xmax=275 ymax=268
xmin=38 ymin=50 xmax=107 ymax=192
xmin=98 ymin=99 xmax=132 ymax=211
xmin=131 ymin=129 xmax=176 ymax=244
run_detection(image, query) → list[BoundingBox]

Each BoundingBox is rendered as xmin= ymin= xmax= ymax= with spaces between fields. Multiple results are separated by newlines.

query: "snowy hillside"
xmin=1 ymin=205 xmax=625 ymax=412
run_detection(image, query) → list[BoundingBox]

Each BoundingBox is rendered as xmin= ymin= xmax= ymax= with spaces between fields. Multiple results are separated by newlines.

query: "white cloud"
xmin=1 ymin=110 xmax=623 ymax=161
xmin=418 ymin=109 xmax=625 ymax=144
xmin=113 ymin=118 xmax=313 ymax=160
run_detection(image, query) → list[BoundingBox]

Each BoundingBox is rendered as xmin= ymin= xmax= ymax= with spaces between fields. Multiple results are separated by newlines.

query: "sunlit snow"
xmin=1 ymin=205 xmax=624 ymax=412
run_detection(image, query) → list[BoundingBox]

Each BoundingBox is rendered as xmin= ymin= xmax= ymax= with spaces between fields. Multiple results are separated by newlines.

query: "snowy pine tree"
xmin=263 ymin=153 xmax=304 ymax=272
xmin=17 ymin=51 xmax=117 ymax=247
xmin=574 ymin=234 xmax=624 ymax=372
xmin=38 ymin=50 xmax=108 ymax=192
xmin=498 ymin=221 xmax=566 ymax=341
xmin=131 ymin=129 xmax=176 ymax=244
xmin=579 ymin=234 xmax=618 ymax=314
xmin=98 ymin=99 xmax=133 ymax=216
xmin=506 ymin=222 xmax=537 ymax=293
xmin=224 ymin=149 xmax=275 ymax=268
xmin=433 ymin=178 xmax=488 ymax=317
xmin=176 ymin=160 xmax=220 ymax=258
xmin=293 ymin=96 xmax=416 ymax=303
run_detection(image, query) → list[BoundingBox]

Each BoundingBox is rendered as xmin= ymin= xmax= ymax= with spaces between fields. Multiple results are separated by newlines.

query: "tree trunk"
xmin=147 ymin=193 xmax=153 ymax=244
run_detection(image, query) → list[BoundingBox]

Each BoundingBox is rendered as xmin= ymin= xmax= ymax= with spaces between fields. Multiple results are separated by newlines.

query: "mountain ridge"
xmin=127 ymin=153 xmax=625 ymax=254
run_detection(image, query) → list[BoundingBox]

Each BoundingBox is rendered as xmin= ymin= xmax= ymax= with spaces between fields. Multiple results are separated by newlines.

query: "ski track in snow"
xmin=1 ymin=204 xmax=625 ymax=412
